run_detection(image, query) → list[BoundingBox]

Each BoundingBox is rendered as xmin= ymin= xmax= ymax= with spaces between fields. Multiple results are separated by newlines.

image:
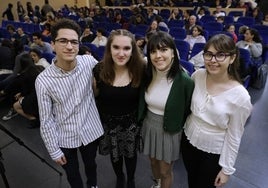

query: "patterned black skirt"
xmin=99 ymin=111 xmax=142 ymax=162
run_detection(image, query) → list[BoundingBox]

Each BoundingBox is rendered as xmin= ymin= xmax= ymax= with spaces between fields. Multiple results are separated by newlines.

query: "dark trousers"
xmin=111 ymin=154 xmax=137 ymax=182
xmin=181 ymin=132 xmax=221 ymax=188
xmin=61 ymin=140 xmax=98 ymax=188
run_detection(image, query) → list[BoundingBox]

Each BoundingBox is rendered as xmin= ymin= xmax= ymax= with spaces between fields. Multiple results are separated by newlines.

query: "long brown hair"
xmin=99 ymin=29 xmax=145 ymax=87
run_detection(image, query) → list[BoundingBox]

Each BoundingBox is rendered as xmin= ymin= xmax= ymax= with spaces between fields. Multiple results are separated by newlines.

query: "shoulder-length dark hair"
xmin=99 ymin=29 xmax=145 ymax=87
xmin=203 ymin=34 xmax=241 ymax=82
xmin=247 ymin=28 xmax=262 ymax=43
xmin=145 ymin=31 xmax=183 ymax=89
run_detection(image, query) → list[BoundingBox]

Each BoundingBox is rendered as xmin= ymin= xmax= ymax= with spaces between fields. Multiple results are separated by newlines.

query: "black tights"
xmin=111 ymin=154 xmax=137 ymax=181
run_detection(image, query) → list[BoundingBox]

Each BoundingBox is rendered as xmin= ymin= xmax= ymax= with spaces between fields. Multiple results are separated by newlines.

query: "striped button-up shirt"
xmin=35 ymin=55 xmax=104 ymax=160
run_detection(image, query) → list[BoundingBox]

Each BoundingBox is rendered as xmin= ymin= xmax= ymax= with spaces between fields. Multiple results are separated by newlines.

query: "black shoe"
xmin=127 ymin=180 xmax=135 ymax=188
xmin=27 ymin=119 xmax=40 ymax=129
xmin=116 ymin=174 xmax=125 ymax=188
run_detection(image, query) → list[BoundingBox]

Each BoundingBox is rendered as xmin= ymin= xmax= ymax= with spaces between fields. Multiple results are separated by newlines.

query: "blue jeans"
xmin=61 ymin=140 xmax=98 ymax=188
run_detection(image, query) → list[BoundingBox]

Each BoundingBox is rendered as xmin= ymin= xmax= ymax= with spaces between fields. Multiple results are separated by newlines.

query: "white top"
xmin=145 ymin=69 xmax=173 ymax=115
xmin=35 ymin=55 xmax=104 ymax=160
xmin=184 ymin=35 xmax=206 ymax=50
xmin=184 ymin=69 xmax=252 ymax=175
xmin=91 ymin=36 xmax=107 ymax=47
xmin=36 ymin=58 xmax=50 ymax=68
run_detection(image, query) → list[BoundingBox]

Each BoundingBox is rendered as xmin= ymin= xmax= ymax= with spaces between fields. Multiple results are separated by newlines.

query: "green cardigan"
xmin=138 ymin=71 xmax=194 ymax=133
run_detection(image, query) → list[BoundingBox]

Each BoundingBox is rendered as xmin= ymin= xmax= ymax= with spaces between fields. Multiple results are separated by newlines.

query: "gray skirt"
xmin=141 ymin=110 xmax=182 ymax=164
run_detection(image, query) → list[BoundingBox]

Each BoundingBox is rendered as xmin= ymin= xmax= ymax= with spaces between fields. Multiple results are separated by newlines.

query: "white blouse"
xmin=184 ymin=69 xmax=252 ymax=175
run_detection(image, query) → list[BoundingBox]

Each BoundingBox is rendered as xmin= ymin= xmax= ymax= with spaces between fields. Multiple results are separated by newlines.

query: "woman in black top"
xmin=93 ymin=29 xmax=145 ymax=188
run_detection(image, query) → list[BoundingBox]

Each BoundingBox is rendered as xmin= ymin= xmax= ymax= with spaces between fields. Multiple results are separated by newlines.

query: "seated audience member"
xmin=155 ymin=15 xmax=169 ymax=32
xmin=16 ymin=27 xmax=30 ymax=46
xmin=129 ymin=13 xmax=147 ymax=25
xmin=225 ymin=0 xmax=237 ymax=8
xmin=10 ymin=54 xmax=44 ymax=128
xmin=6 ymin=24 xmax=17 ymax=41
xmin=197 ymin=7 xmax=206 ymax=20
xmin=30 ymin=32 xmax=53 ymax=53
xmin=146 ymin=7 xmax=156 ymax=23
xmin=23 ymin=15 xmax=32 ymax=24
xmin=78 ymin=45 xmax=99 ymax=60
xmin=184 ymin=15 xmax=197 ymax=34
xmin=182 ymin=9 xmax=191 ymax=26
xmin=91 ymin=28 xmax=108 ymax=47
xmin=0 ymin=39 xmax=26 ymax=92
xmin=113 ymin=11 xmax=127 ymax=26
xmin=238 ymin=25 xmax=249 ymax=35
xmin=184 ymin=25 xmax=206 ymax=51
xmin=236 ymin=28 xmax=263 ymax=67
xmin=42 ymin=23 xmax=51 ymax=37
xmin=0 ymin=39 xmax=15 ymax=81
xmin=236 ymin=28 xmax=263 ymax=80
xmin=40 ymin=11 xmax=56 ymax=26
xmin=248 ymin=7 xmax=263 ymax=25
xmin=213 ymin=5 xmax=226 ymax=18
xmin=80 ymin=27 xmax=95 ymax=43
xmin=262 ymin=13 xmax=268 ymax=26
xmin=146 ymin=20 xmax=159 ymax=34
xmin=29 ymin=48 xmax=50 ymax=68
xmin=216 ymin=16 xmax=225 ymax=24
xmin=168 ymin=8 xmax=181 ymax=21
xmin=135 ymin=34 xmax=145 ymax=56
xmin=32 ymin=16 xmax=40 ymax=24
xmin=226 ymin=24 xmax=238 ymax=42
xmin=78 ymin=45 xmax=92 ymax=55
xmin=236 ymin=0 xmax=249 ymax=12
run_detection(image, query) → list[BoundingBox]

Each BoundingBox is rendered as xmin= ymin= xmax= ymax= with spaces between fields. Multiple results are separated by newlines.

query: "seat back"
xmin=42 ymin=52 xmax=56 ymax=64
xmin=169 ymin=27 xmax=186 ymax=40
xmin=237 ymin=17 xmax=255 ymax=27
xmin=174 ymin=39 xmax=190 ymax=60
xmin=180 ymin=59 xmax=195 ymax=75
xmin=167 ymin=20 xmax=185 ymax=28
xmin=200 ymin=15 xmax=216 ymax=24
xmin=190 ymin=43 xmax=205 ymax=59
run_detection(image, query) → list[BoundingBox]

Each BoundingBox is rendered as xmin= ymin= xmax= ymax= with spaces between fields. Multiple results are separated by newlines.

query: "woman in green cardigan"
xmin=138 ymin=31 xmax=194 ymax=188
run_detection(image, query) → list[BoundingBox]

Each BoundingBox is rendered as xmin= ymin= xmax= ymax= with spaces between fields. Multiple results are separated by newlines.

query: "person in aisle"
xmin=138 ymin=31 xmax=194 ymax=188
xmin=93 ymin=29 xmax=145 ymax=188
xmin=181 ymin=34 xmax=253 ymax=188
xmin=35 ymin=18 xmax=103 ymax=188
xmin=2 ymin=3 xmax=14 ymax=21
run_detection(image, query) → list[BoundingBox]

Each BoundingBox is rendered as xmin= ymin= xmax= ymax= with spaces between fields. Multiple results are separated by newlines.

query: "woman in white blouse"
xmin=181 ymin=34 xmax=252 ymax=188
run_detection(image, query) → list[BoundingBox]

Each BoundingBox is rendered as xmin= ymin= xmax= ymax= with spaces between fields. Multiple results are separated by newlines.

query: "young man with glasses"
xmin=35 ymin=19 xmax=103 ymax=188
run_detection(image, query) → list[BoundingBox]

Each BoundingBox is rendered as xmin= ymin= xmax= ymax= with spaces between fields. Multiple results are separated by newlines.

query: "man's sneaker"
xmin=2 ymin=108 xmax=18 ymax=121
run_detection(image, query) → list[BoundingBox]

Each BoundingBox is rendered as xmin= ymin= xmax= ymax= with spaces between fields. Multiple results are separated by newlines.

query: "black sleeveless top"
xmin=96 ymin=80 xmax=139 ymax=116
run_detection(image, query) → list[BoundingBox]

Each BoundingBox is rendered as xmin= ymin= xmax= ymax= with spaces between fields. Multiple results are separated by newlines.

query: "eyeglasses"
xmin=54 ymin=38 xmax=79 ymax=47
xmin=203 ymin=52 xmax=231 ymax=62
